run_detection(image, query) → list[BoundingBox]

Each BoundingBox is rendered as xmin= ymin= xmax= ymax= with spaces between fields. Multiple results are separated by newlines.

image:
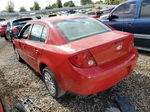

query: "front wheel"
xmin=14 ymin=47 xmax=22 ymax=62
xmin=43 ymin=67 xmax=66 ymax=99
xmin=4 ymin=34 xmax=9 ymax=41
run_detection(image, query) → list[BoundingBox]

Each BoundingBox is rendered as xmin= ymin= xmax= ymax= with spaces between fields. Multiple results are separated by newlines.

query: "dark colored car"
xmin=102 ymin=0 xmax=150 ymax=51
xmin=0 ymin=18 xmax=5 ymax=22
xmin=5 ymin=18 xmax=33 ymax=41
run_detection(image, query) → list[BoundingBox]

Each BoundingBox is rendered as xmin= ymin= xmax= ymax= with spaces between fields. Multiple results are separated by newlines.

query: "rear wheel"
xmin=43 ymin=67 xmax=66 ymax=99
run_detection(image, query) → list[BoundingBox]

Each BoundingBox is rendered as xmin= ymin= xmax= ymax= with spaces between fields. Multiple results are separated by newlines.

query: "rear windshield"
xmin=53 ymin=17 xmax=111 ymax=41
xmin=13 ymin=18 xmax=33 ymax=26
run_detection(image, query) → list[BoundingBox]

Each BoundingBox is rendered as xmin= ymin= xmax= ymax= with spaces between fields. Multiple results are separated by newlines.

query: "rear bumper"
xmin=57 ymin=48 xmax=138 ymax=95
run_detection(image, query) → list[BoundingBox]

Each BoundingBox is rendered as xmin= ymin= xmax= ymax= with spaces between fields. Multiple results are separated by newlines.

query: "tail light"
xmin=129 ymin=35 xmax=134 ymax=52
xmin=69 ymin=50 xmax=97 ymax=68
xmin=12 ymin=27 xmax=19 ymax=33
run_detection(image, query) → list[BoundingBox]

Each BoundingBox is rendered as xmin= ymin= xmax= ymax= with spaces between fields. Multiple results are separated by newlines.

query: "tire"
xmin=43 ymin=67 xmax=66 ymax=99
xmin=4 ymin=34 xmax=9 ymax=41
xmin=14 ymin=47 xmax=23 ymax=62
xmin=5 ymin=33 xmax=12 ymax=42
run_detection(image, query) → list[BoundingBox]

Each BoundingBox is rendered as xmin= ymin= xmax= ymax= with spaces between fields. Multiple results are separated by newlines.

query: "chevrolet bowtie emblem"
xmin=116 ymin=45 xmax=123 ymax=50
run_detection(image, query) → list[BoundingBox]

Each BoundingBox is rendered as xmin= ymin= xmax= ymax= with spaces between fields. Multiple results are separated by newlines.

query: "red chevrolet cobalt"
xmin=13 ymin=16 xmax=138 ymax=98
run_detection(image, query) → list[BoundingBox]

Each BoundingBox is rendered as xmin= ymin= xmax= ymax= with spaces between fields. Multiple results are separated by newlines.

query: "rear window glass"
xmin=53 ymin=17 xmax=111 ymax=41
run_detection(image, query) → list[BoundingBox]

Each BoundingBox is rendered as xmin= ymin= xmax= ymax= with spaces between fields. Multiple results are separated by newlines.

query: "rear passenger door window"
xmin=30 ymin=24 xmax=43 ymax=42
xmin=140 ymin=0 xmax=150 ymax=18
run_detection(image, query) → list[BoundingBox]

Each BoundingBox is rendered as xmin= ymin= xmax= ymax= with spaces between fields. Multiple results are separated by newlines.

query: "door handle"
xmin=22 ymin=45 xmax=25 ymax=48
xmin=127 ymin=23 xmax=132 ymax=25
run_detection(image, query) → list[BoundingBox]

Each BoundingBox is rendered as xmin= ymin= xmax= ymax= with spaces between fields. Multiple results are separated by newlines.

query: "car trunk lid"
xmin=71 ymin=31 xmax=133 ymax=67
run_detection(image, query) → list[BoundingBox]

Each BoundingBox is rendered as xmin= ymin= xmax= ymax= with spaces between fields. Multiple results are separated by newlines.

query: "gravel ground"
xmin=0 ymin=37 xmax=149 ymax=112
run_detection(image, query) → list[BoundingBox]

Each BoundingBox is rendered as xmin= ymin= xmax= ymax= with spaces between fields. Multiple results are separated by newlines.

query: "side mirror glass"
xmin=108 ymin=15 xmax=119 ymax=21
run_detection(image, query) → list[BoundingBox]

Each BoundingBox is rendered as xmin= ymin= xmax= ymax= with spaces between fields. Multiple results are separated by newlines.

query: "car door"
xmin=25 ymin=24 xmax=48 ymax=71
xmin=133 ymin=0 xmax=150 ymax=50
xmin=18 ymin=24 xmax=32 ymax=61
xmin=105 ymin=1 xmax=136 ymax=33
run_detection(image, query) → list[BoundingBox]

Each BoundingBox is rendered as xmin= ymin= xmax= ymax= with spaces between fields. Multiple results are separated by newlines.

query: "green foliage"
xmin=80 ymin=0 xmax=93 ymax=5
xmin=95 ymin=0 xmax=103 ymax=4
xmin=64 ymin=1 xmax=75 ymax=7
xmin=45 ymin=5 xmax=52 ymax=9
xmin=19 ymin=7 xmax=27 ymax=12
xmin=57 ymin=0 xmax=62 ymax=8
xmin=52 ymin=3 xmax=57 ymax=8
xmin=105 ymin=0 xmax=126 ymax=5
xmin=6 ymin=0 xmax=14 ymax=12
xmin=45 ymin=2 xmax=52 ymax=9
xmin=30 ymin=1 xmax=40 ymax=11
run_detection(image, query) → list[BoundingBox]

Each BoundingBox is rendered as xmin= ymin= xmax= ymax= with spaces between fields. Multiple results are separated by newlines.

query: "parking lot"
xmin=0 ymin=37 xmax=149 ymax=112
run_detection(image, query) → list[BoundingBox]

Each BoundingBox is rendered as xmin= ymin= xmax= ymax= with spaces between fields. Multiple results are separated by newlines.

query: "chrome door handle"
xmin=22 ymin=45 xmax=25 ymax=48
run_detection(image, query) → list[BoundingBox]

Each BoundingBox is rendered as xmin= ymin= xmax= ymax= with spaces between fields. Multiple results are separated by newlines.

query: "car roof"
xmin=33 ymin=16 xmax=88 ymax=23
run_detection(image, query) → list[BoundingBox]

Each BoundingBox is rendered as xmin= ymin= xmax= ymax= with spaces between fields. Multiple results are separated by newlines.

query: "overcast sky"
xmin=0 ymin=0 xmax=105 ymax=11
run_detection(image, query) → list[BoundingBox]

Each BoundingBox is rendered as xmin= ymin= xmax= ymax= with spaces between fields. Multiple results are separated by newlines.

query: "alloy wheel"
xmin=44 ymin=72 xmax=56 ymax=95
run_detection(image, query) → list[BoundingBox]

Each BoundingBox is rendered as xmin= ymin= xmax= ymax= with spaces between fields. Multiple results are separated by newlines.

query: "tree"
xmin=19 ymin=7 xmax=27 ymax=12
xmin=64 ymin=1 xmax=75 ymax=7
xmin=30 ymin=1 xmax=40 ymax=11
xmin=45 ymin=5 xmax=52 ymax=9
xmin=80 ymin=0 xmax=93 ymax=5
xmin=52 ymin=3 xmax=57 ymax=8
xmin=57 ymin=0 xmax=62 ymax=8
xmin=105 ymin=0 xmax=126 ymax=5
xmin=6 ymin=0 xmax=14 ymax=12
xmin=95 ymin=0 xmax=103 ymax=4
xmin=45 ymin=2 xmax=52 ymax=9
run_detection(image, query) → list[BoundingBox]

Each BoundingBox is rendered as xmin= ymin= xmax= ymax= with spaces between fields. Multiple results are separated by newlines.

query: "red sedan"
xmin=13 ymin=16 xmax=138 ymax=98
xmin=0 ymin=102 xmax=4 ymax=112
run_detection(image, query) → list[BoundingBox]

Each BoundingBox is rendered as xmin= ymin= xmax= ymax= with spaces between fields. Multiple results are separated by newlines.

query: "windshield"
xmin=53 ymin=17 xmax=111 ymax=41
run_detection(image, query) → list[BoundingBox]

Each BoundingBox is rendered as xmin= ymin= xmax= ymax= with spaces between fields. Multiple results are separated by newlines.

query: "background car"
xmin=5 ymin=17 xmax=33 ymax=41
xmin=0 ymin=18 xmax=5 ymax=22
xmin=86 ymin=11 xmax=103 ymax=18
xmin=0 ymin=100 xmax=4 ymax=112
xmin=0 ymin=21 xmax=7 ymax=38
xmin=101 ymin=0 xmax=150 ymax=51
xmin=13 ymin=16 xmax=138 ymax=99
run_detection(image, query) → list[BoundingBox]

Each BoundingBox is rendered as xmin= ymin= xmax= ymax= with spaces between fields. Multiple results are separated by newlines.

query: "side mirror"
xmin=96 ymin=11 xmax=103 ymax=15
xmin=108 ymin=15 xmax=119 ymax=21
